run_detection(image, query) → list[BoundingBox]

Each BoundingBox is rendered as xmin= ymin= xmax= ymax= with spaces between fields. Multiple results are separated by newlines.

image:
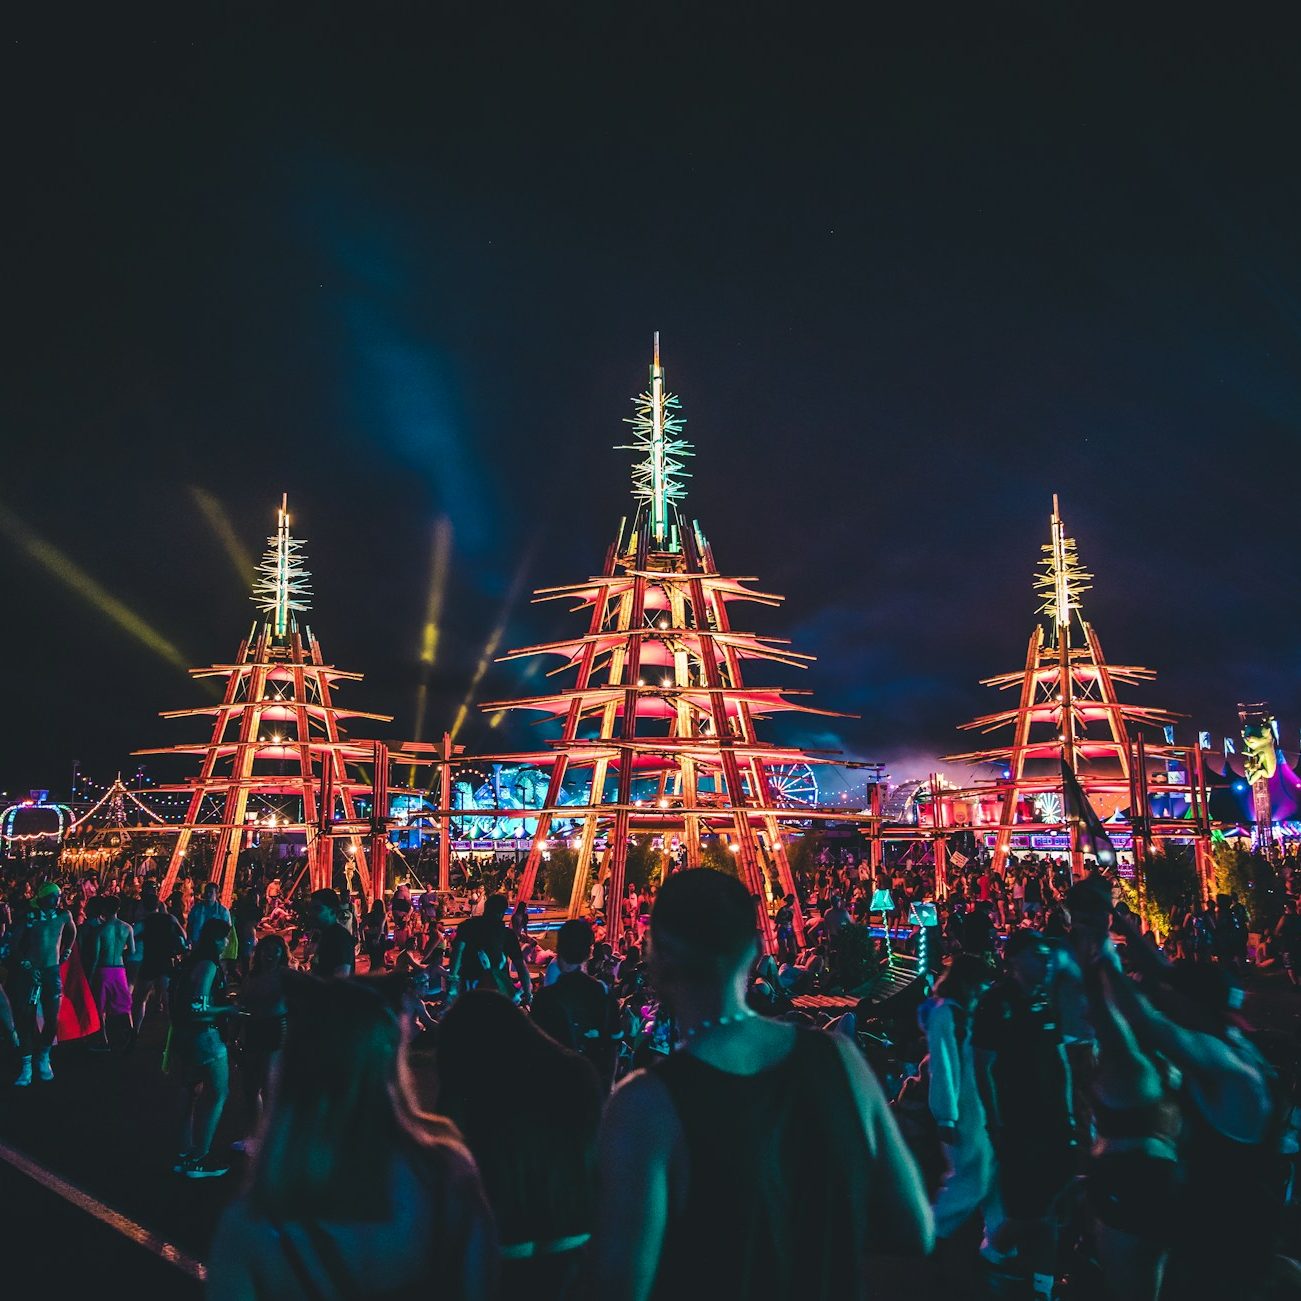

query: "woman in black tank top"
xmin=593 ymin=870 xmax=933 ymax=1300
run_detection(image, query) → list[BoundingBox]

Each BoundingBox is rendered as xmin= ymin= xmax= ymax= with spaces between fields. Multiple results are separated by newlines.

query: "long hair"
xmin=180 ymin=917 xmax=230 ymax=974
xmin=172 ymin=917 xmax=231 ymax=1013
xmin=436 ymin=990 xmax=600 ymax=1244
xmin=250 ymin=974 xmax=436 ymax=1221
xmin=249 ymin=933 xmax=287 ymax=976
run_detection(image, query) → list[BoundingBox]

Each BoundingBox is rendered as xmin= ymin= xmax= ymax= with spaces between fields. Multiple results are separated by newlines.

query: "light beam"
xmin=189 ymin=487 xmax=256 ymax=587
xmin=408 ymin=518 xmax=454 ymax=782
xmin=449 ymin=545 xmax=535 ymax=743
xmin=0 ymin=500 xmax=190 ymax=671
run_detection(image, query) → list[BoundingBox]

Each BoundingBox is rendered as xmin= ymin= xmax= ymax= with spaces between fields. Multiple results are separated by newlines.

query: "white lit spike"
xmin=1034 ymin=494 xmax=1091 ymax=632
xmin=617 ymin=336 xmax=693 ymax=548
xmin=252 ymin=493 xmax=312 ymax=637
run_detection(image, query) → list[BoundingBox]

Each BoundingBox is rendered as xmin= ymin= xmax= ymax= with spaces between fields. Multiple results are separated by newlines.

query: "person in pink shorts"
xmin=87 ymin=895 xmax=136 ymax=1051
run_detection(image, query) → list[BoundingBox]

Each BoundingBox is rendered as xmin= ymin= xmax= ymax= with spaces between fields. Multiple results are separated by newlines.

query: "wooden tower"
xmin=946 ymin=497 xmax=1202 ymax=879
xmin=143 ymin=497 xmax=391 ymax=906
xmin=482 ymin=339 xmax=855 ymax=949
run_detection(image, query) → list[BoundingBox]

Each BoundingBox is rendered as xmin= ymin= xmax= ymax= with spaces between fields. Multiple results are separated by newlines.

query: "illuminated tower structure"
xmin=145 ymin=497 xmax=392 ymax=906
xmin=946 ymin=497 xmax=1208 ymax=880
xmin=482 ymin=338 xmax=855 ymax=949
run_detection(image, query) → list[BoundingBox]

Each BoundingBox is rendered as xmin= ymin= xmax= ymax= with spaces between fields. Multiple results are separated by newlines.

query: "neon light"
xmin=1 ymin=799 xmax=72 ymax=853
xmin=1035 ymin=494 xmax=1092 ymax=631
xmin=251 ymin=494 xmax=312 ymax=638
xmin=619 ymin=334 xmax=693 ymax=549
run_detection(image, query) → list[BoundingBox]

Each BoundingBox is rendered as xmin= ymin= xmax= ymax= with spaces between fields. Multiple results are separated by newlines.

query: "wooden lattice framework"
xmin=426 ymin=341 xmax=868 ymax=949
xmin=946 ymin=496 xmax=1211 ymax=882
xmin=138 ymin=498 xmax=392 ymax=906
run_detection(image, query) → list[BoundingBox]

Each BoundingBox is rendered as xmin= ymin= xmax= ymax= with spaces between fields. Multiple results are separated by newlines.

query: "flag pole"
xmin=1050 ymin=496 xmax=1083 ymax=880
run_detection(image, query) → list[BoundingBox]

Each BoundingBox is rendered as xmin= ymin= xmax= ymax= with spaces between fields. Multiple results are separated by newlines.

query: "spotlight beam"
xmin=409 ymin=518 xmax=454 ymax=783
xmin=449 ymin=543 xmax=536 ymax=743
xmin=189 ymin=487 xmax=256 ymax=587
xmin=0 ymin=500 xmax=190 ymax=671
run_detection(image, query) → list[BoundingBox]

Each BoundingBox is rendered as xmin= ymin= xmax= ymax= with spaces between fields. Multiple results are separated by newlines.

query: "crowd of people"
xmin=1 ymin=844 xmax=1300 ymax=1299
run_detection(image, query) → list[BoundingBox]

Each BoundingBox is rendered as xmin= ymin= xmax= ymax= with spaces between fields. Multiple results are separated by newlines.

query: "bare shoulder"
xmin=828 ymin=1034 xmax=888 ymax=1106
xmin=604 ymin=1067 xmax=678 ymax=1142
xmin=407 ymin=1126 xmax=490 ymax=1204
xmin=608 ymin=1064 xmax=674 ymax=1116
xmin=828 ymin=1030 xmax=871 ymax=1078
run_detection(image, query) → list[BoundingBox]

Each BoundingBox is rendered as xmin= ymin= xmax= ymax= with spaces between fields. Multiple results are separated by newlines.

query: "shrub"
xmin=625 ymin=836 xmax=665 ymax=892
xmin=541 ymin=847 xmax=578 ymax=906
xmin=1212 ymin=842 xmax=1285 ymax=931
xmin=1116 ymin=846 xmax=1199 ymax=939
xmin=829 ymin=923 xmax=881 ymax=994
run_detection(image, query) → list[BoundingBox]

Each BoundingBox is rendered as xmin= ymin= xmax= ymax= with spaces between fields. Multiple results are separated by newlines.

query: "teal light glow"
xmin=619 ymin=334 xmax=693 ymax=549
xmin=252 ymin=494 xmax=312 ymax=638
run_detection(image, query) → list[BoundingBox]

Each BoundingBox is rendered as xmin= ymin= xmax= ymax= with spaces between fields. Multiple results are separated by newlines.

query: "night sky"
xmin=6 ymin=9 xmax=1300 ymax=796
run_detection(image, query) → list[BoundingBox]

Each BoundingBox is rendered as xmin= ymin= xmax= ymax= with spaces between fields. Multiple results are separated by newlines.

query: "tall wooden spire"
xmin=947 ymin=498 xmax=1186 ymax=878
xmin=481 ymin=342 xmax=856 ymax=950
xmin=143 ymin=498 xmax=391 ymax=906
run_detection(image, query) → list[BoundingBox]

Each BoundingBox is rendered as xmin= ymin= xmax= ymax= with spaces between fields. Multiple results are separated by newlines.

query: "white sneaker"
xmin=181 ymin=1154 xmax=230 ymax=1179
xmin=13 ymin=1057 xmax=32 ymax=1087
xmin=36 ymin=1053 xmax=53 ymax=1082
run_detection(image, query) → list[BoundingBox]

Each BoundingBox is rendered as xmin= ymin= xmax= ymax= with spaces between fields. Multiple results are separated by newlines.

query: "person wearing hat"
xmin=11 ymin=882 xmax=76 ymax=1085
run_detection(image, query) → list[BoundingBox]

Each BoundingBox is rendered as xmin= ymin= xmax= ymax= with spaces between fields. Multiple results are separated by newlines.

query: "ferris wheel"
xmin=765 ymin=762 xmax=820 ymax=809
xmin=1034 ymin=792 xmax=1065 ymax=824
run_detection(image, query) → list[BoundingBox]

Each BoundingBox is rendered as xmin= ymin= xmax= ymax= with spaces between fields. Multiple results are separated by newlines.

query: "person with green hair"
xmin=10 ymin=881 xmax=76 ymax=1085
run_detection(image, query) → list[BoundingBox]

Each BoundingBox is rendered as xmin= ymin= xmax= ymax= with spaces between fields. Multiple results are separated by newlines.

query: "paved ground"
xmin=0 ymin=1157 xmax=203 ymax=1297
xmin=0 ymin=1011 xmax=225 ymax=1289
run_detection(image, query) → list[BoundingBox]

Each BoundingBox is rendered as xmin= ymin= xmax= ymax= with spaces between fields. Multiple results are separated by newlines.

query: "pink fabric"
xmin=91 ymin=966 xmax=132 ymax=1018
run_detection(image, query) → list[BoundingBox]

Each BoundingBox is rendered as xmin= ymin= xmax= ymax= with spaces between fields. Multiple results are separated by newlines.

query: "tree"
xmin=784 ymin=831 xmax=821 ymax=883
xmin=1116 ymin=847 xmax=1198 ymax=940
xmin=625 ymin=836 xmax=665 ymax=892
xmin=699 ymin=839 xmax=742 ymax=879
xmin=541 ymin=847 xmax=578 ymax=906
xmin=1212 ymin=842 xmax=1285 ymax=931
